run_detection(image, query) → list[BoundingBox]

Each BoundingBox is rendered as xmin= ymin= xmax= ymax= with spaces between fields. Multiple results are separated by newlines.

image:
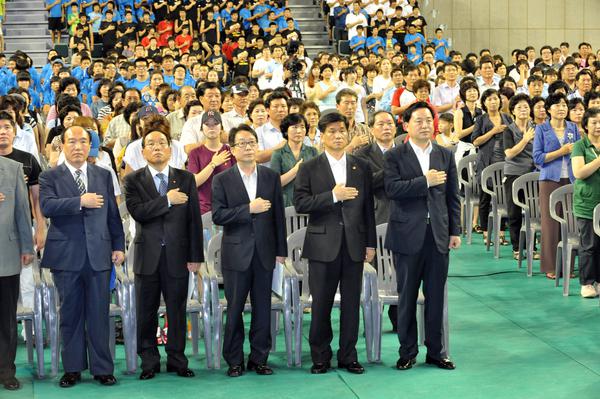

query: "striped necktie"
xmin=75 ymin=169 xmax=86 ymax=195
xmin=157 ymin=173 xmax=167 ymax=196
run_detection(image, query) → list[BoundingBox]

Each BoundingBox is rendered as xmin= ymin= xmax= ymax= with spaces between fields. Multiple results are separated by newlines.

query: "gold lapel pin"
xmin=352 ymin=165 xmax=357 ymax=170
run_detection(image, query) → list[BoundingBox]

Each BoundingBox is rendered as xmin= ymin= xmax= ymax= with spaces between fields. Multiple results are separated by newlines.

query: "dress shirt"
xmin=237 ymin=164 xmax=257 ymax=201
xmin=221 ymin=109 xmax=248 ymax=134
xmin=147 ymin=164 xmax=170 ymax=194
xmin=256 ymin=121 xmax=284 ymax=167
xmin=408 ymin=138 xmax=432 ymax=177
xmin=180 ymin=111 xmax=206 ymax=147
xmin=432 ymin=82 xmax=460 ymax=108
xmin=13 ymin=126 xmax=40 ymax=163
xmin=325 ymin=150 xmax=347 ymax=203
xmin=64 ymin=160 xmax=88 ymax=192
xmin=122 ymin=138 xmax=188 ymax=171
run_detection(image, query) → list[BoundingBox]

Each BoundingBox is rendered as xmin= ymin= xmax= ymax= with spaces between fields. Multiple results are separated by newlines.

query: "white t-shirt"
xmin=180 ymin=112 xmax=205 ymax=148
xmin=123 ymin=138 xmax=187 ymax=171
xmin=400 ymin=89 xmax=417 ymax=106
xmin=253 ymin=58 xmax=274 ymax=90
xmin=373 ymin=75 xmax=392 ymax=110
xmin=345 ymin=12 xmax=367 ymax=40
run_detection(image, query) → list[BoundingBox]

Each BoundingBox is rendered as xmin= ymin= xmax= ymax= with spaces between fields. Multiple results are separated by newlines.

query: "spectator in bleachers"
xmin=345 ymin=1 xmax=367 ymax=41
xmin=335 ymin=88 xmax=370 ymax=153
xmin=255 ymin=91 xmax=288 ymax=166
xmin=568 ymin=97 xmax=585 ymax=134
xmin=166 ymin=85 xmax=196 ymax=140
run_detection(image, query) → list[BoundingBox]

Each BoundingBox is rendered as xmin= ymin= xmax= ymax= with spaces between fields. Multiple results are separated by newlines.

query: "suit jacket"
xmin=383 ymin=142 xmax=461 ymax=255
xmin=123 ymin=166 xmax=204 ymax=278
xmin=211 ymin=165 xmax=287 ymax=272
xmin=293 ymin=153 xmax=376 ymax=263
xmin=0 ymin=157 xmax=34 ymax=277
xmin=355 ymin=142 xmax=391 ymax=225
xmin=40 ymin=163 xmax=125 ymax=271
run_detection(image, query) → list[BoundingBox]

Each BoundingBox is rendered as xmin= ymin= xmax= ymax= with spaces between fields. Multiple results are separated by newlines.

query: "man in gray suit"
xmin=0 ymin=156 xmax=34 ymax=391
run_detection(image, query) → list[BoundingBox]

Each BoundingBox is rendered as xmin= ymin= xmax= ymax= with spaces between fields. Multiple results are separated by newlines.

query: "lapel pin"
xmin=352 ymin=165 xmax=357 ymax=170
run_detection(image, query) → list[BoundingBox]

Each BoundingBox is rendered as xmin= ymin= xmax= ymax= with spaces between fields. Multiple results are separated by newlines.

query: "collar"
xmin=65 ymin=160 xmax=88 ymax=176
xmin=324 ymin=150 xmax=346 ymax=166
xmin=237 ymin=163 xmax=257 ymax=178
xmin=148 ymin=164 xmax=170 ymax=179
xmin=408 ymin=138 xmax=432 ymax=155
xmin=377 ymin=141 xmax=395 ymax=153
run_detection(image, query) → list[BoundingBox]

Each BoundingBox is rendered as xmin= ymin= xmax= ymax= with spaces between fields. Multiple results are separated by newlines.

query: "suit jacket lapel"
xmin=168 ymin=167 xmax=179 ymax=192
xmin=346 ymin=154 xmax=359 ymax=188
xmin=404 ymin=143 xmax=425 ymax=177
xmin=143 ymin=166 xmax=160 ymax=198
xmin=371 ymin=143 xmax=385 ymax=168
xmin=429 ymin=144 xmax=443 ymax=172
xmin=59 ymin=163 xmax=80 ymax=197
xmin=232 ymin=165 xmax=251 ymax=203
xmin=319 ymin=153 xmax=337 ymax=188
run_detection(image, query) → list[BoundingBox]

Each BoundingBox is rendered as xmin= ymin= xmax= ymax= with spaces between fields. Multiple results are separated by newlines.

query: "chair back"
xmin=286 ymin=227 xmax=310 ymax=298
xmin=457 ymin=153 xmax=479 ymax=201
xmin=374 ymin=223 xmax=396 ymax=294
xmin=549 ymin=184 xmax=578 ymax=239
xmin=594 ymin=203 xmax=600 ymax=237
xmin=206 ymin=232 xmax=223 ymax=277
xmin=284 ymin=206 xmax=309 ymax=235
xmin=512 ymin=171 xmax=541 ymax=225
xmin=481 ymin=162 xmax=507 ymax=208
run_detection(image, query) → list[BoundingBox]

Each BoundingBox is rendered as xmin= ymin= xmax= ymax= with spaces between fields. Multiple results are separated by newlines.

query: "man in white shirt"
xmin=252 ymin=47 xmax=276 ymax=91
xmin=180 ymin=82 xmax=222 ymax=154
xmin=255 ymin=92 xmax=288 ymax=166
xmin=432 ymin=62 xmax=461 ymax=113
xmin=222 ymin=85 xmax=250 ymax=134
xmin=345 ymin=2 xmax=367 ymax=40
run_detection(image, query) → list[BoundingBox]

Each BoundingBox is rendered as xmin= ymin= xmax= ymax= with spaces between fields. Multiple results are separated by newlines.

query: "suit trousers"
xmin=577 ymin=217 xmax=600 ymax=286
xmin=222 ymin=251 xmax=273 ymax=367
xmin=393 ymin=224 xmax=448 ymax=360
xmin=135 ymin=247 xmax=189 ymax=371
xmin=0 ymin=274 xmax=20 ymax=380
xmin=52 ymin=259 xmax=113 ymax=375
xmin=308 ymin=237 xmax=364 ymax=364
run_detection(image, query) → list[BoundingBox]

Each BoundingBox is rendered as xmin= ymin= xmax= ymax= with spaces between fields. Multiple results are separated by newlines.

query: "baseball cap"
xmin=88 ymin=130 xmax=100 ymax=158
xmin=138 ymin=105 xmax=159 ymax=119
xmin=201 ymin=111 xmax=222 ymax=126
xmin=231 ymin=84 xmax=249 ymax=95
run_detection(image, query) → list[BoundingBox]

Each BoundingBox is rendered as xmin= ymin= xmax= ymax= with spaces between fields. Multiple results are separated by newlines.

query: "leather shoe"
xmin=2 ymin=377 xmax=20 ymax=390
xmin=59 ymin=372 xmax=81 ymax=388
xmin=166 ymin=365 xmax=195 ymax=377
xmin=425 ymin=355 xmax=456 ymax=370
xmin=140 ymin=365 xmax=160 ymax=380
xmin=93 ymin=375 xmax=117 ymax=386
xmin=227 ymin=364 xmax=244 ymax=377
xmin=247 ymin=361 xmax=273 ymax=375
xmin=310 ymin=362 xmax=331 ymax=374
xmin=396 ymin=357 xmax=417 ymax=370
xmin=338 ymin=361 xmax=364 ymax=374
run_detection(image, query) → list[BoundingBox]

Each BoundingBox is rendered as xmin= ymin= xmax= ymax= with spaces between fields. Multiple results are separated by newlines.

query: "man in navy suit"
xmin=212 ymin=124 xmax=287 ymax=377
xmin=383 ymin=102 xmax=461 ymax=371
xmin=40 ymin=126 xmax=125 ymax=388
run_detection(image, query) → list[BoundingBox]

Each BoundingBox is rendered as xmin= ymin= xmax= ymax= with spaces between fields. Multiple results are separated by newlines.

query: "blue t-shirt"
xmin=127 ymin=78 xmax=150 ymax=91
xmin=366 ymin=36 xmax=385 ymax=55
xmin=404 ymin=33 xmax=426 ymax=55
xmin=333 ymin=6 xmax=347 ymax=29
xmin=349 ymin=36 xmax=366 ymax=52
xmin=239 ymin=8 xmax=252 ymax=30
xmin=253 ymin=4 xmax=271 ymax=30
xmin=47 ymin=0 xmax=64 ymax=18
xmin=431 ymin=38 xmax=449 ymax=62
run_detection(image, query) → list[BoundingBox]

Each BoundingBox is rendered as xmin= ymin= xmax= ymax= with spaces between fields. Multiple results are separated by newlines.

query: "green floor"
xmin=7 ymin=238 xmax=600 ymax=399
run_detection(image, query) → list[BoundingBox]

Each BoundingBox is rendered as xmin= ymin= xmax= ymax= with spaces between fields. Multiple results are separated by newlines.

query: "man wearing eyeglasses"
xmin=123 ymin=124 xmax=203 ymax=380
xmin=293 ymin=111 xmax=376 ymax=375
xmin=211 ymin=124 xmax=287 ymax=378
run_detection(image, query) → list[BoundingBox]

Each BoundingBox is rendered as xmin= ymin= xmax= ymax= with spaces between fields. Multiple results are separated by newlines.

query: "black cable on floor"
xmin=448 ymin=271 xmax=545 ymax=278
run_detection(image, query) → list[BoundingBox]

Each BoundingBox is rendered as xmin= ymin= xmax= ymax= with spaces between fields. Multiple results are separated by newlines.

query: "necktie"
xmin=75 ymin=170 xmax=86 ymax=195
xmin=157 ymin=173 xmax=167 ymax=196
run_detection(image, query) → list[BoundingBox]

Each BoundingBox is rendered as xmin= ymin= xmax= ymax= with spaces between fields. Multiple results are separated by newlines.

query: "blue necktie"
xmin=75 ymin=170 xmax=86 ymax=195
xmin=157 ymin=173 xmax=167 ymax=196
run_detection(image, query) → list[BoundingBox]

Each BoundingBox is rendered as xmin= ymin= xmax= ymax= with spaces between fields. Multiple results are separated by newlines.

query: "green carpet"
xmin=6 ymin=238 xmax=600 ymax=399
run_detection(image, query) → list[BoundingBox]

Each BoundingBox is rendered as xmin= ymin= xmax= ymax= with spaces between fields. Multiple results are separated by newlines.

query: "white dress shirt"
xmin=64 ymin=160 xmax=88 ymax=192
xmin=325 ymin=150 xmax=347 ymax=203
xmin=237 ymin=164 xmax=257 ymax=201
xmin=179 ymin=111 xmax=206 ymax=147
xmin=58 ymin=151 xmax=121 ymax=196
xmin=147 ymin=164 xmax=170 ymax=193
xmin=408 ymin=138 xmax=432 ymax=178
xmin=13 ymin=126 xmax=40 ymax=163
xmin=123 ymin=138 xmax=187 ymax=171
xmin=256 ymin=122 xmax=284 ymax=167
xmin=432 ymin=82 xmax=460 ymax=109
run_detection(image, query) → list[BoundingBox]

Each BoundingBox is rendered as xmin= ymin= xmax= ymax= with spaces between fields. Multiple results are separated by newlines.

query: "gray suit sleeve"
xmin=14 ymin=163 xmax=34 ymax=255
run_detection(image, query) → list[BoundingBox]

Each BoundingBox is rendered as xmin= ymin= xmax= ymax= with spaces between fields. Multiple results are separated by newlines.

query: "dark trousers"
xmin=222 ymin=251 xmax=273 ymax=367
xmin=393 ymin=225 xmax=448 ymax=360
xmin=135 ymin=247 xmax=189 ymax=371
xmin=0 ymin=274 xmax=20 ymax=380
xmin=308 ymin=238 xmax=363 ymax=364
xmin=504 ymin=174 xmax=522 ymax=251
xmin=53 ymin=260 xmax=113 ymax=375
xmin=577 ymin=217 xmax=600 ymax=285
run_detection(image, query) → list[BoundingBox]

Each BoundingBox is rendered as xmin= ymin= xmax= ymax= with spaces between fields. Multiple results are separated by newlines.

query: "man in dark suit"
xmin=294 ymin=112 xmax=376 ymax=375
xmin=355 ymin=110 xmax=398 ymax=331
xmin=123 ymin=122 xmax=203 ymax=380
xmin=40 ymin=126 xmax=125 ymax=387
xmin=0 ymin=156 xmax=34 ymax=391
xmin=383 ymin=101 xmax=461 ymax=371
xmin=212 ymin=123 xmax=287 ymax=377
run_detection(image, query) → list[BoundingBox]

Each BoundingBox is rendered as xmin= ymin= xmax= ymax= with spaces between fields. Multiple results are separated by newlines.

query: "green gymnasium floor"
xmin=7 ymin=239 xmax=600 ymax=399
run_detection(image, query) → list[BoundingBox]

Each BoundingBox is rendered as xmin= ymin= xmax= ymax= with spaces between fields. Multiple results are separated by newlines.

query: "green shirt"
xmin=270 ymin=143 xmax=318 ymax=207
xmin=572 ymin=135 xmax=600 ymax=219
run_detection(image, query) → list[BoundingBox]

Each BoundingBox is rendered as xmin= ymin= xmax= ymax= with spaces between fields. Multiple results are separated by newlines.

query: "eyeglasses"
xmin=233 ymin=140 xmax=258 ymax=148
xmin=145 ymin=141 xmax=169 ymax=149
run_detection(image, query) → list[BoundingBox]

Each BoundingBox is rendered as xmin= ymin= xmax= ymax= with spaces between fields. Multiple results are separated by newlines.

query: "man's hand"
xmin=448 ymin=235 xmax=461 ymax=249
xmin=425 ymin=169 xmax=447 ymax=187
xmin=276 ymin=256 xmax=286 ymax=264
xmin=249 ymin=197 xmax=271 ymax=213
xmin=333 ymin=183 xmax=359 ymax=201
xmin=112 ymin=250 xmax=125 ymax=266
xmin=348 ymin=134 xmax=369 ymax=151
xmin=365 ymin=247 xmax=376 ymax=262
xmin=21 ymin=254 xmax=34 ymax=266
xmin=187 ymin=262 xmax=201 ymax=272
xmin=81 ymin=193 xmax=104 ymax=208
xmin=167 ymin=188 xmax=189 ymax=205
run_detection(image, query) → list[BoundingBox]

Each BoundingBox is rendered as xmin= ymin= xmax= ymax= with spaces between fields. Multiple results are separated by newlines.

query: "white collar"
xmin=377 ymin=141 xmax=395 ymax=153
xmin=148 ymin=164 xmax=170 ymax=178
xmin=237 ymin=163 xmax=257 ymax=178
xmin=408 ymin=138 xmax=432 ymax=155
xmin=65 ymin=160 xmax=88 ymax=176
xmin=324 ymin=150 xmax=346 ymax=165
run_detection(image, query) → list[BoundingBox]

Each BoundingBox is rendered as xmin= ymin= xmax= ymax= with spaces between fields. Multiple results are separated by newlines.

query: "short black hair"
xmin=0 ymin=110 xmax=16 ymax=128
xmin=403 ymin=101 xmax=434 ymax=123
xmin=582 ymin=107 xmax=600 ymax=133
xmin=508 ymin=93 xmax=531 ymax=116
xmin=265 ymin=91 xmax=289 ymax=109
xmin=480 ymin=89 xmax=501 ymax=113
xmin=548 ymin=80 xmax=570 ymax=95
xmin=335 ymin=88 xmax=358 ymax=104
xmin=59 ymin=76 xmax=81 ymax=94
xmin=318 ymin=111 xmax=348 ymax=133
xmin=280 ymin=113 xmax=308 ymax=139
xmin=584 ymin=91 xmax=600 ymax=109
xmin=229 ymin=123 xmax=258 ymax=147
xmin=544 ymin=92 xmax=568 ymax=115
xmin=459 ymin=80 xmax=479 ymax=102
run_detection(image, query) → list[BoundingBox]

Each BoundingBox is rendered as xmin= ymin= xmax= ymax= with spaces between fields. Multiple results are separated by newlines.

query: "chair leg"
xmin=34 ymin=289 xmax=45 ymax=378
xmin=24 ymin=320 xmax=34 ymax=366
xmin=494 ymin=213 xmax=501 ymax=259
xmin=486 ymin=214 xmax=493 ymax=251
xmin=563 ymin=246 xmax=572 ymax=297
xmin=466 ymin=201 xmax=474 ymax=245
xmin=109 ymin=317 xmax=116 ymax=360
xmin=555 ymin=245 xmax=562 ymax=288
xmin=283 ymin=281 xmax=293 ymax=367
xmin=190 ymin=312 xmax=199 ymax=356
xmin=526 ymin=229 xmax=535 ymax=278
xmin=518 ymin=230 xmax=525 ymax=269
xmin=202 ymin=305 xmax=213 ymax=369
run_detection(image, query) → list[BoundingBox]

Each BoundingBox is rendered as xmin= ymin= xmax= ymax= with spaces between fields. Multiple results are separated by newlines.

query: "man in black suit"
xmin=383 ymin=101 xmax=461 ymax=371
xmin=294 ymin=112 xmax=376 ymax=375
xmin=212 ymin=124 xmax=287 ymax=377
xmin=40 ymin=126 xmax=125 ymax=388
xmin=123 ymin=122 xmax=204 ymax=380
xmin=355 ymin=110 xmax=399 ymax=331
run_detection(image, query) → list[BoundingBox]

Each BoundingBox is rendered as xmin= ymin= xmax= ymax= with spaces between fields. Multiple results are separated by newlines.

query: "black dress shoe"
xmin=140 ymin=365 xmax=160 ymax=380
xmin=310 ymin=362 xmax=331 ymax=374
xmin=338 ymin=361 xmax=364 ymax=374
xmin=166 ymin=365 xmax=195 ymax=377
xmin=93 ymin=375 xmax=117 ymax=386
xmin=2 ymin=377 xmax=20 ymax=390
xmin=59 ymin=372 xmax=81 ymax=388
xmin=227 ymin=364 xmax=244 ymax=377
xmin=247 ymin=361 xmax=273 ymax=375
xmin=396 ymin=357 xmax=417 ymax=370
xmin=425 ymin=355 xmax=456 ymax=370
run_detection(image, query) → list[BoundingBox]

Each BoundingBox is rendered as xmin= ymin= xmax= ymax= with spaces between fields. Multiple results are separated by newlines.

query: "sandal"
xmin=499 ymin=236 xmax=509 ymax=246
xmin=513 ymin=251 xmax=520 ymax=260
xmin=473 ymin=225 xmax=483 ymax=234
xmin=546 ymin=272 xmax=556 ymax=280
